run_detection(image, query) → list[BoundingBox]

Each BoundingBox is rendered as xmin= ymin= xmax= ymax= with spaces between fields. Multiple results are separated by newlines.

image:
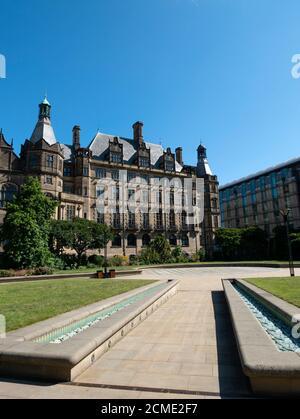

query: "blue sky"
xmin=1 ymin=0 xmax=300 ymax=185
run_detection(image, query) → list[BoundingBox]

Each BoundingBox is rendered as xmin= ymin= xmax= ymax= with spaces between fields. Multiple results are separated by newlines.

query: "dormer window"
xmin=109 ymin=137 xmax=123 ymax=165
xmin=139 ymin=157 xmax=150 ymax=168
xmin=165 ymin=160 xmax=175 ymax=172
xmin=137 ymin=142 xmax=150 ymax=168
xmin=111 ymin=152 xmax=122 ymax=164
xmin=164 ymin=148 xmax=175 ymax=172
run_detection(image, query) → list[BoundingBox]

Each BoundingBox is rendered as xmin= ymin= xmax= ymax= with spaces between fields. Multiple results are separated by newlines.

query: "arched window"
xmin=142 ymin=234 xmax=151 ymax=247
xmin=0 ymin=184 xmax=18 ymax=208
xmin=169 ymin=234 xmax=177 ymax=247
xmin=112 ymin=234 xmax=122 ymax=248
xmin=127 ymin=234 xmax=137 ymax=247
xmin=182 ymin=234 xmax=189 ymax=247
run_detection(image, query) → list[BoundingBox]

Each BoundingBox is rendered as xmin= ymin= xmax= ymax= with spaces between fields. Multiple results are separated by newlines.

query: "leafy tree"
xmin=290 ymin=233 xmax=300 ymax=260
xmin=215 ymin=228 xmax=242 ymax=260
xmin=50 ymin=218 xmax=113 ymax=266
xmin=49 ymin=220 xmax=72 ymax=256
xmin=1 ymin=177 xmax=57 ymax=268
xmin=272 ymin=226 xmax=290 ymax=260
xmin=91 ymin=223 xmax=114 ymax=253
xmin=215 ymin=227 xmax=269 ymax=261
xmin=240 ymin=227 xmax=268 ymax=260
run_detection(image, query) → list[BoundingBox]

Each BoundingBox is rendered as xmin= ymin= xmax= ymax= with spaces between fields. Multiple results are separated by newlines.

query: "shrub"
xmin=139 ymin=247 xmax=160 ymax=265
xmin=149 ymin=235 xmax=172 ymax=263
xmin=53 ymin=257 xmax=65 ymax=271
xmin=0 ymin=270 xmax=15 ymax=278
xmin=129 ymin=255 xmax=139 ymax=266
xmin=60 ymin=254 xmax=78 ymax=270
xmin=79 ymin=254 xmax=88 ymax=266
xmin=197 ymin=248 xmax=206 ymax=262
xmin=121 ymin=256 xmax=130 ymax=266
xmin=88 ymin=255 xmax=105 ymax=267
xmin=108 ymin=255 xmax=129 ymax=267
xmin=171 ymin=246 xmax=189 ymax=263
xmin=31 ymin=267 xmax=54 ymax=276
xmin=190 ymin=253 xmax=200 ymax=263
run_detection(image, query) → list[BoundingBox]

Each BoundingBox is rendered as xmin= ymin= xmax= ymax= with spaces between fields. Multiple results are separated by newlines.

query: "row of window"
xmin=111 ymin=233 xmax=190 ymax=248
xmin=64 ymin=163 xmax=179 ymax=179
xmin=220 ymin=169 xmax=293 ymax=203
xmin=96 ymin=212 xmax=189 ymax=226
xmin=29 ymin=154 xmax=63 ymax=171
xmin=96 ymin=186 xmax=199 ymax=207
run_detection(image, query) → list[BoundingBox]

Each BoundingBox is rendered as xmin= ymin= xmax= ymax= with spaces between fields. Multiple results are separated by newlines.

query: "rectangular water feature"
xmin=223 ymin=278 xmax=300 ymax=396
xmin=0 ymin=280 xmax=179 ymax=382
xmin=233 ymin=283 xmax=300 ymax=353
xmin=34 ymin=283 xmax=166 ymax=344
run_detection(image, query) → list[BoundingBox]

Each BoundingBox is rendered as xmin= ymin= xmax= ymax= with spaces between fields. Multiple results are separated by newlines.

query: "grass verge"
xmin=246 ymin=277 xmax=300 ymax=308
xmin=0 ymin=278 xmax=155 ymax=332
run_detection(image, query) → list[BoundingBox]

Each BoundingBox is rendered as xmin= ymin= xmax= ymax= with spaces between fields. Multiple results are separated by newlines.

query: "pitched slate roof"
xmin=62 ymin=131 xmax=183 ymax=173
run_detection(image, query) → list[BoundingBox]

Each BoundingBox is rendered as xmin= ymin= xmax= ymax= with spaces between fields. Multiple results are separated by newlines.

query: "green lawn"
xmin=0 ymin=278 xmax=155 ymax=332
xmin=246 ymin=277 xmax=300 ymax=308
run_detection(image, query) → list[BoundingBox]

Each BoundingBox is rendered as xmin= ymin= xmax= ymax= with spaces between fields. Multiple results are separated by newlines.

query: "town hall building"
xmin=0 ymin=98 xmax=220 ymax=257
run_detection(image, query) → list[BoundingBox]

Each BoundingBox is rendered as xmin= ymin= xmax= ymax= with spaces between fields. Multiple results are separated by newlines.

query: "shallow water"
xmin=233 ymin=283 xmax=300 ymax=353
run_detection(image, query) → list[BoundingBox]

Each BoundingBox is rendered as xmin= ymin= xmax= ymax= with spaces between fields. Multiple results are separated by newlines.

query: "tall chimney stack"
xmin=175 ymin=147 xmax=183 ymax=165
xmin=73 ymin=125 xmax=81 ymax=151
xmin=133 ymin=121 xmax=144 ymax=146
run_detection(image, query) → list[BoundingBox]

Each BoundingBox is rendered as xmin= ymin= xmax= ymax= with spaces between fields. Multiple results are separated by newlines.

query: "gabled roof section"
xmin=88 ymin=132 xmax=183 ymax=172
xmin=60 ymin=144 xmax=73 ymax=161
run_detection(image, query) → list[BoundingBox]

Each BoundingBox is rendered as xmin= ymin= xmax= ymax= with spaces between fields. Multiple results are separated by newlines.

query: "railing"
xmin=127 ymin=223 xmax=138 ymax=230
xmin=112 ymin=222 xmax=122 ymax=229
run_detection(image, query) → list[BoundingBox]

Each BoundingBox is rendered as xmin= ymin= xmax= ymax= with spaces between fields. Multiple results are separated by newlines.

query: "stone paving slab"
xmin=75 ymin=269 xmax=258 ymax=398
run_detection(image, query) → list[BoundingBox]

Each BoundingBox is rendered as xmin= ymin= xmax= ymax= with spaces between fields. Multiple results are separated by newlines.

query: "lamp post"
xmin=280 ymin=209 xmax=295 ymax=277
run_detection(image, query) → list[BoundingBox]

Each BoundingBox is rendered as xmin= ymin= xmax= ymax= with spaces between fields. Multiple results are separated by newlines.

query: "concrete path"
xmin=0 ymin=267 xmax=298 ymax=399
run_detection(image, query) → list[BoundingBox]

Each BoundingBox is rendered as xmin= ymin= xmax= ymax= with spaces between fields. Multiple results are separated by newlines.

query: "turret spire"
xmin=197 ymin=143 xmax=212 ymax=176
xmin=30 ymin=97 xmax=57 ymax=145
xmin=39 ymin=96 xmax=51 ymax=120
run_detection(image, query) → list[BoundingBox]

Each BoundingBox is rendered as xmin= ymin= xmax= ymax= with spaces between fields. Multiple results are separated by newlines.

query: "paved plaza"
xmin=0 ymin=266 xmax=298 ymax=399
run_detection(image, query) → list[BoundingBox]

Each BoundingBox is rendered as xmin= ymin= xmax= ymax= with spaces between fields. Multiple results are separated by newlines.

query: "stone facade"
xmin=220 ymin=159 xmax=300 ymax=235
xmin=0 ymin=98 xmax=220 ymax=257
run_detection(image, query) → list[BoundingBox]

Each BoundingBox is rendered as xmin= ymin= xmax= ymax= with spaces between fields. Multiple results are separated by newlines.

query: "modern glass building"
xmin=219 ymin=157 xmax=300 ymax=235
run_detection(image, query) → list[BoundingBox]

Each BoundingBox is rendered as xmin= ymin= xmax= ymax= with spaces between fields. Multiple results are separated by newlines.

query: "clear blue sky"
xmin=1 ymin=0 xmax=300 ymax=185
